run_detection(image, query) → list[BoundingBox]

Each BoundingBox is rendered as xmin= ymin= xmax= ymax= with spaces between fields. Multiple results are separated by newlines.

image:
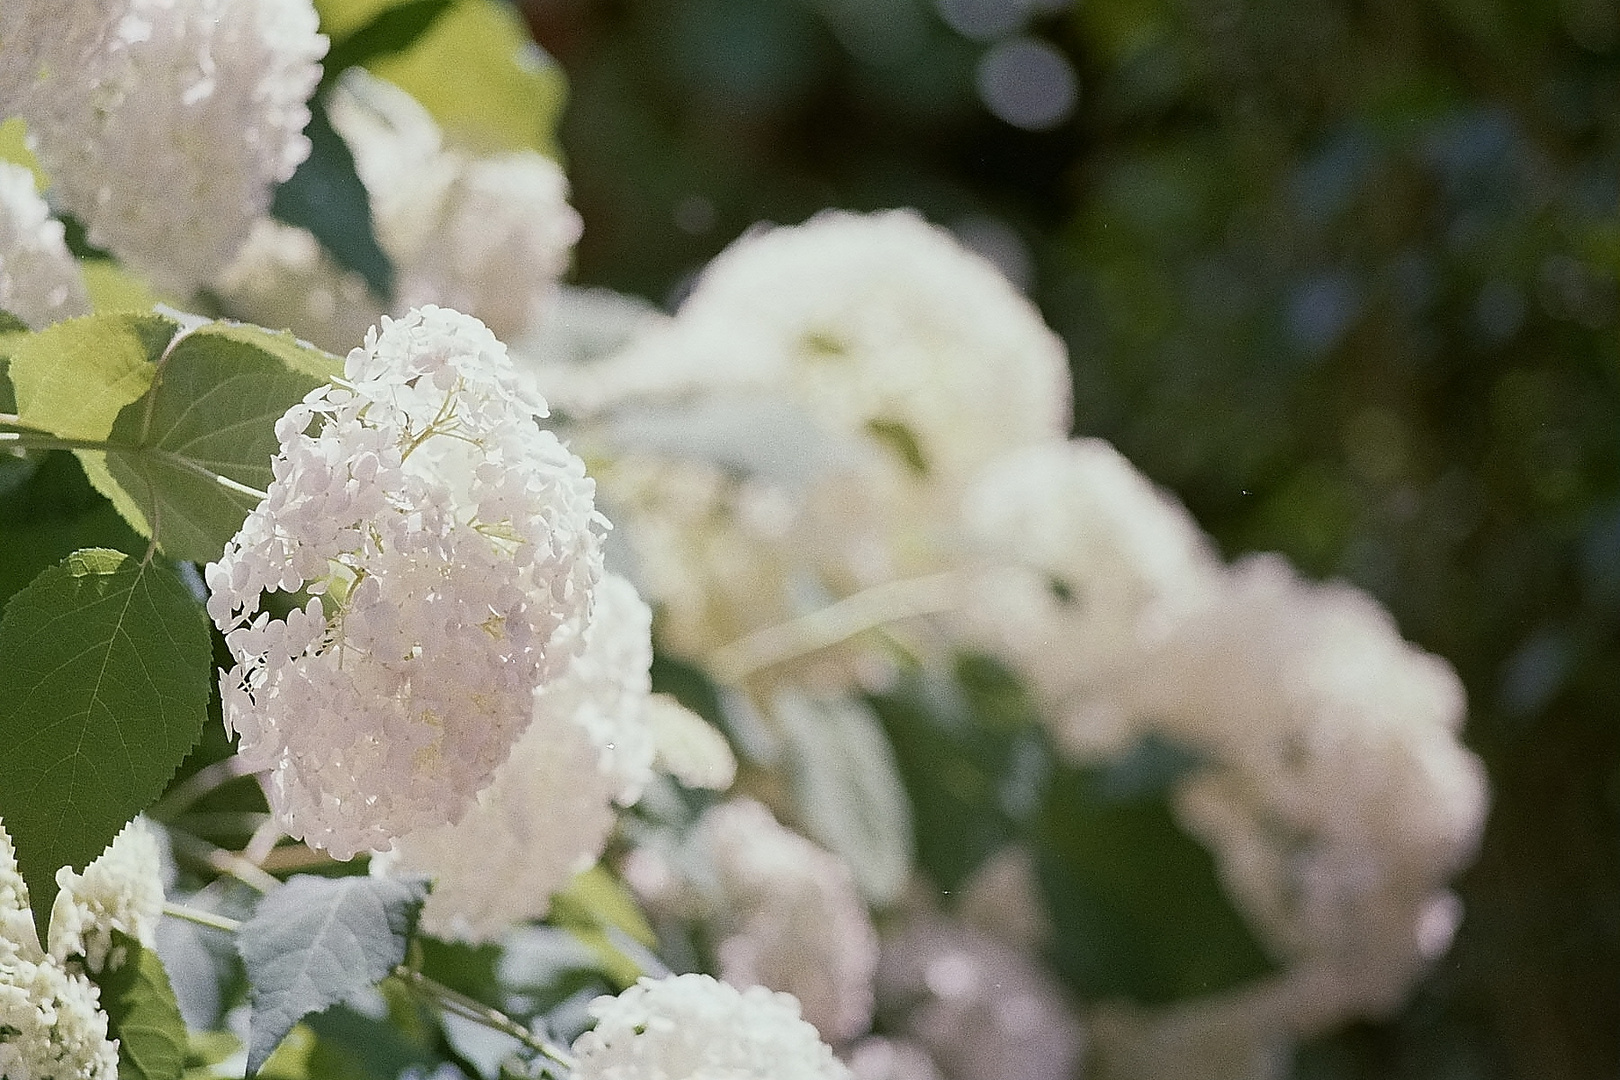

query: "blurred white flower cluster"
xmin=219 ymin=69 xmax=582 ymax=350
xmin=625 ymin=798 xmax=879 ymax=1044
xmin=0 ymin=819 xmax=165 ymax=1080
xmin=0 ymin=161 xmax=88 ymax=328
xmin=0 ymin=0 xmax=326 ymax=293
xmin=207 ymin=305 xmax=608 ymax=858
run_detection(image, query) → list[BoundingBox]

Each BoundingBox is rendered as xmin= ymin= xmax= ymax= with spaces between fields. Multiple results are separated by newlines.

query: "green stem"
xmin=162 ymin=901 xmax=242 ymax=934
xmin=393 ymin=966 xmax=576 ymax=1070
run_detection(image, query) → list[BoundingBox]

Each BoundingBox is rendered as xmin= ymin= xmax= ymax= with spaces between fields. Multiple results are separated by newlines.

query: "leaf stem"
xmin=162 ymin=901 xmax=242 ymax=934
xmin=167 ymin=830 xmax=281 ymax=893
xmin=147 ymin=755 xmax=260 ymax=822
xmin=393 ymin=966 xmax=577 ymax=1070
xmin=708 ymin=570 xmax=968 ymax=684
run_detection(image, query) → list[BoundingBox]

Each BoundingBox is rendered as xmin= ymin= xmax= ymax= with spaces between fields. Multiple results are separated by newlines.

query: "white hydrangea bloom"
xmin=572 ymin=209 xmax=1072 ymax=487
xmin=874 ymin=915 xmax=1083 ymax=1080
xmin=48 ymin=819 xmax=164 ymax=974
xmin=0 ymin=0 xmax=327 ymax=294
xmin=383 ymin=573 xmax=659 ymax=942
xmin=0 ymin=161 xmax=88 ymax=328
xmin=845 ymin=1038 xmax=945 ymax=1080
xmin=669 ymin=799 xmax=879 ymax=1044
xmin=207 ymin=306 xmax=609 ymax=858
xmin=954 ymin=439 xmax=1223 ymax=756
xmin=215 ymin=218 xmax=384 ymax=353
xmin=572 ymin=973 xmax=853 ymax=1080
xmin=0 ymin=822 xmax=119 ymax=1080
xmin=328 ymin=71 xmax=582 ymax=341
xmin=645 ymin=693 xmax=736 ymax=791
xmin=1111 ymin=554 xmax=1489 ymax=1027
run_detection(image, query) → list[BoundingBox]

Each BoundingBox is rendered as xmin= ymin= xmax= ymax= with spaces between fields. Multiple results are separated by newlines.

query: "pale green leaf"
xmin=0 ymin=549 xmax=210 ymax=940
xmin=7 ymin=312 xmax=176 ymax=439
xmin=238 ymin=874 xmax=428 ymax=1077
xmin=772 ymin=690 xmax=914 ymax=905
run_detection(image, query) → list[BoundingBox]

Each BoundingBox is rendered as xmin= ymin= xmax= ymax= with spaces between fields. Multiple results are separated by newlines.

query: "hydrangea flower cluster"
xmin=571 ymin=973 xmax=853 ymax=1080
xmin=48 ymin=819 xmax=165 ymax=974
xmin=0 ymin=161 xmax=88 ymax=328
xmin=0 ymin=0 xmax=327 ymax=294
xmin=1108 ymin=554 xmax=1488 ymax=1027
xmin=330 ymin=70 xmax=582 ymax=340
xmin=627 ymin=799 xmax=879 ymax=1043
xmin=381 ymin=573 xmax=661 ymax=942
xmin=955 ymin=438 xmax=1223 ymax=756
xmin=874 ymin=914 xmax=1084 ymax=1080
xmin=0 ymin=819 xmax=167 ymax=1080
xmin=207 ymin=306 xmax=609 ymax=858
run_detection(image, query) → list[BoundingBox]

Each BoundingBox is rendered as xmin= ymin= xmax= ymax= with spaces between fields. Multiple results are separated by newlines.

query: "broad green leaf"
xmin=272 ymin=96 xmax=395 ymax=298
xmin=557 ymin=866 xmax=656 ymax=948
xmin=0 ymin=310 xmax=29 ymax=333
xmin=238 ymin=874 xmax=429 ymax=1076
xmin=0 ymin=451 xmax=144 ymax=609
xmin=320 ymin=0 xmax=456 ymax=86
xmin=772 ymin=689 xmax=914 ymax=905
xmin=549 ymin=874 xmax=650 ymax=990
xmin=1036 ymin=750 xmax=1277 ymax=1005
xmin=303 ymin=1002 xmax=438 ymax=1080
xmin=332 ymin=0 xmax=566 ymax=155
xmin=98 ymin=322 xmax=340 ymax=563
xmin=94 ymin=932 xmax=189 ymax=1080
xmin=7 ymin=312 xmax=176 ymax=439
xmin=0 ymin=549 xmax=210 ymax=940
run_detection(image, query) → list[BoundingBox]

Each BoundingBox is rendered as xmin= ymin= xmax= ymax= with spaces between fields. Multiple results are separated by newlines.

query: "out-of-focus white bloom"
xmin=845 ymin=1038 xmax=945 ymax=1080
xmin=687 ymin=799 xmax=878 ymax=1043
xmin=49 ymin=819 xmax=164 ymax=974
xmin=1087 ymin=991 xmax=1291 ymax=1080
xmin=645 ymin=694 xmax=736 ymax=791
xmin=214 ymin=219 xmax=383 ymax=352
xmin=572 ymin=973 xmax=853 ymax=1080
xmin=875 ymin=915 xmax=1083 ymax=1080
xmin=567 ymin=209 xmax=1072 ymax=488
xmin=207 ymin=306 xmax=608 ymax=858
xmin=383 ymin=574 xmax=659 ymax=941
xmin=1111 ymin=554 xmax=1489 ymax=1029
xmin=0 ymin=822 xmax=120 ymax=1080
xmin=957 ymin=846 xmax=1049 ymax=951
xmin=0 ymin=161 xmax=88 ymax=328
xmin=0 ymin=0 xmax=327 ymax=294
xmin=954 ymin=438 xmax=1222 ymax=756
xmin=328 ymin=71 xmax=582 ymax=341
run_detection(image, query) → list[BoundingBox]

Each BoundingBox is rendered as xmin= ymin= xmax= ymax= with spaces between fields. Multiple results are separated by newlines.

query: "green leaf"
xmin=0 ymin=310 xmax=29 ymax=333
xmin=238 ymin=874 xmax=429 ymax=1076
xmin=94 ymin=932 xmax=189 ymax=1080
xmin=272 ymin=96 xmax=395 ymax=298
xmin=304 ymin=1002 xmax=438 ymax=1080
xmin=772 ymin=690 xmax=914 ymax=905
xmin=98 ymin=321 xmax=340 ymax=564
xmin=7 ymin=312 xmax=176 ymax=439
xmin=1036 ymin=749 xmax=1278 ymax=1006
xmin=0 ymin=549 xmax=210 ymax=943
xmin=0 ymin=452 xmax=144 ymax=610
xmin=320 ymin=0 xmax=456 ymax=87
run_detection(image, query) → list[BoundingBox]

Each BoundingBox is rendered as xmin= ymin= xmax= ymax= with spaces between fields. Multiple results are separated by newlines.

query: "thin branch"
xmin=167 ymin=831 xmax=280 ymax=894
xmin=147 ymin=755 xmax=259 ymax=822
xmin=708 ymin=570 xmax=969 ymax=684
xmin=162 ymin=901 xmax=242 ymax=934
xmin=393 ymin=966 xmax=577 ymax=1069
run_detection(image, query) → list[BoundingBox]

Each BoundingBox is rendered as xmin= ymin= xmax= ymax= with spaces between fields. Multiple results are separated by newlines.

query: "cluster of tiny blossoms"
xmin=0 ymin=0 xmax=326 ymax=293
xmin=381 ymin=573 xmax=660 ymax=942
xmin=0 ymin=161 xmax=88 ymax=329
xmin=572 ymin=973 xmax=852 ymax=1080
xmin=0 ymin=819 xmax=166 ymax=1080
xmin=626 ymin=799 xmax=879 ymax=1044
xmin=207 ymin=306 xmax=608 ymax=858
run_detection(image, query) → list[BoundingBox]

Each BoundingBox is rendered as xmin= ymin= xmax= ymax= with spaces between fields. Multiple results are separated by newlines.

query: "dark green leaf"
xmin=0 ymin=310 xmax=28 ymax=332
xmin=320 ymin=0 xmax=456 ymax=87
xmin=1036 ymin=751 xmax=1277 ymax=1005
xmin=0 ymin=549 xmax=210 ymax=940
xmin=272 ymin=97 xmax=395 ymax=298
xmin=0 ymin=452 xmax=144 ymax=609
xmin=304 ymin=1002 xmax=439 ymax=1080
xmin=94 ymin=932 xmax=189 ymax=1080
xmin=238 ymin=874 xmax=429 ymax=1076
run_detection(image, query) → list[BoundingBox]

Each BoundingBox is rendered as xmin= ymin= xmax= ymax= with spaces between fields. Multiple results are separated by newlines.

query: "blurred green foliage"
xmin=528 ymin=0 xmax=1620 ymax=1075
